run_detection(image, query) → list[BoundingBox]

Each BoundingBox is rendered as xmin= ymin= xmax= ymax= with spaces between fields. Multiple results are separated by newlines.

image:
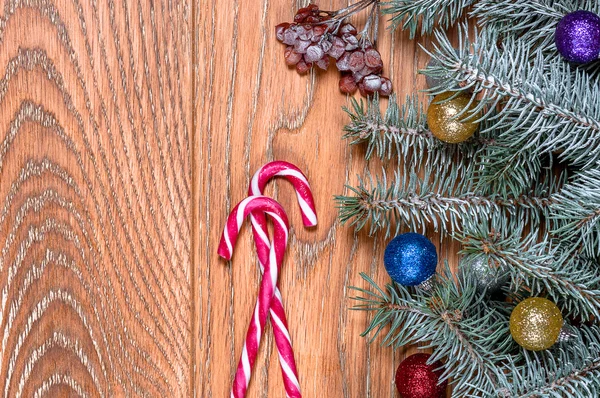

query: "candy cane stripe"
xmin=242 ymin=346 xmax=251 ymax=384
xmin=273 ymin=168 xmax=310 ymax=185
xmin=296 ymin=194 xmax=317 ymax=226
xmin=271 ymin=312 xmax=292 ymax=344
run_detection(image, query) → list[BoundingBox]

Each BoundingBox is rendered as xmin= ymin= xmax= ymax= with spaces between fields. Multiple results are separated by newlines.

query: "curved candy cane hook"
xmin=218 ymin=196 xmax=290 ymax=398
xmin=249 ymin=160 xmax=317 ymax=227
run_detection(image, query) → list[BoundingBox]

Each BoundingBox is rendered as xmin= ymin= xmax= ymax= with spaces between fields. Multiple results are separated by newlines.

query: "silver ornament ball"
xmin=425 ymin=58 xmax=445 ymax=89
xmin=464 ymin=256 xmax=509 ymax=295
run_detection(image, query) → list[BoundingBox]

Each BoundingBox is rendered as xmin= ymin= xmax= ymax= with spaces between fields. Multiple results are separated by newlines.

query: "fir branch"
xmin=336 ymin=169 xmax=553 ymax=237
xmin=352 ymin=268 xmax=512 ymax=396
xmin=549 ymin=169 xmax=600 ymax=259
xmin=472 ymin=144 xmax=546 ymax=198
xmin=459 ymin=217 xmax=600 ymax=321
xmin=473 ymin=0 xmax=600 ymax=59
xmin=342 ymin=94 xmax=487 ymax=167
xmin=495 ymin=326 xmax=600 ymax=398
xmin=382 ymin=0 xmax=476 ymax=38
xmin=424 ymin=26 xmax=600 ymax=168
xmin=343 ymin=94 xmax=428 ymax=160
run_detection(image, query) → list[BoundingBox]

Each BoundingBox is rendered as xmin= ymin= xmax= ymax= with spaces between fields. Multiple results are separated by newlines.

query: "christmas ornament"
xmin=510 ymin=297 xmax=564 ymax=351
xmin=555 ymin=10 xmax=600 ymax=64
xmin=425 ymin=58 xmax=445 ymax=89
xmin=424 ymin=51 xmax=461 ymax=90
xmin=219 ymin=161 xmax=317 ymax=398
xmin=462 ymin=255 xmax=509 ymax=295
xmin=395 ymin=353 xmax=447 ymax=398
xmin=384 ymin=233 xmax=437 ymax=286
xmin=427 ymin=92 xmax=480 ymax=144
xmin=275 ymin=4 xmax=392 ymax=97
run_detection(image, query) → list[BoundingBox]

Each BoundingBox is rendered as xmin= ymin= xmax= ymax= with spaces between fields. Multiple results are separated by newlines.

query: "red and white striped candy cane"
xmin=248 ymin=161 xmax=317 ymax=397
xmin=250 ymin=161 xmax=317 ymax=228
xmin=218 ymin=196 xmax=289 ymax=398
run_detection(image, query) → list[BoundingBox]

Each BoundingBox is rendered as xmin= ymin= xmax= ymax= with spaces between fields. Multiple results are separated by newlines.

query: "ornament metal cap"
xmin=557 ymin=324 xmax=576 ymax=343
xmin=416 ymin=274 xmax=436 ymax=291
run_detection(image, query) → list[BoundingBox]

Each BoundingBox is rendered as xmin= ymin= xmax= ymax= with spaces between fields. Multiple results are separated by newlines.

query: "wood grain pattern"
xmin=196 ymin=1 xmax=459 ymax=397
xmin=0 ymin=0 xmax=192 ymax=396
xmin=0 ymin=0 xmax=459 ymax=396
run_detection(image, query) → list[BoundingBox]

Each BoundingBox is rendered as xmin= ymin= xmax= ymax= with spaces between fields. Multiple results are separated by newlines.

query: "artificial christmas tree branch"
xmin=459 ymin=218 xmax=600 ymax=321
xmin=336 ymin=168 xmax=555 ymax=237
xmin=353 ymin=270 xmax=512 ymax=396
xmin=425 ymin=27 xmax=600 ymax=167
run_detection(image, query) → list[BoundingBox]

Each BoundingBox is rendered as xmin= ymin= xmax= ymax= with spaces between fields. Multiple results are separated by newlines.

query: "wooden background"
xmin=0 ymin=0 xmax=459 ymax=396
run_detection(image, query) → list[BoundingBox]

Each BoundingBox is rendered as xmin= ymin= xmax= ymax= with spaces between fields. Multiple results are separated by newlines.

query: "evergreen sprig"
xmin=353 ymin=271 xmax=600 ymax=397
xmin=473 ymin=0 xmax=600 ymax=59
xmin=352 ymin=268 xmax=512 ymax=396
xmin=494 ymin=325 xmax=600 ymax=398
xmin=459 ymin=217 xmax=600 ymax=321
xmin=382 ymin=0 xmax=476 ymax=38
xmin=549 ymin=168 xmax=600 ymax=258
xmin=424 ymin=26 xmax=600 ymax=168
xmin=336 ymin=167 xmax=554 ymax=238
xmin=343 ymin=94 xmax=488 ymax=167
xmin=341 ymin=0 xmax=600 ymax=395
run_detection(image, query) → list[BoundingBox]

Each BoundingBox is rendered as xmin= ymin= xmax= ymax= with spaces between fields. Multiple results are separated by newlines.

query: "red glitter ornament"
xmin=395 ymin=353 xmax=447 ymax=398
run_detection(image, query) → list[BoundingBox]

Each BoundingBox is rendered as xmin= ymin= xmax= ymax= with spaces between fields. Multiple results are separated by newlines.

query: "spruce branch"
xmin=343 ymin=86 xmax=545 ymax=198
xmin=549 ymin=169 xmax=600 ymax=258
xmin=352 ymin=268 xmax=513 ymax=396
xmin=382 ymin=0 xmax=476 ymax=38
xmin=472 ymin=144 xmax=547 ymax=198
xmin=424 ymin=26 xmax=600 ymax=168
xmin=459 ymin=217 xmax=600 ymax=321
xmin=494 ymin=326 xmax=600 ymax=398
xmin=473 ymin=0 xmax=600 ymax=62
xmin=336 ymin=168 xmax=553 ymax=237
xmin=343 ymin=94 xmax=488 ymax=167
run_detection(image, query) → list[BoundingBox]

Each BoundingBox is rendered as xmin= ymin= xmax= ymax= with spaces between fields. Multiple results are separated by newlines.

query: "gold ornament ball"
xmin=427 ymin=92 xmax=480 ymax=143
xmin=510 ymin=297 xmax=563 ymax=351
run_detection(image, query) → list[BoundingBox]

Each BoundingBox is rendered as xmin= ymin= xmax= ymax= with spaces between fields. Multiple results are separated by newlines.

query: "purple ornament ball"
xmin=555 ymin=10 xmax=600 ymax=64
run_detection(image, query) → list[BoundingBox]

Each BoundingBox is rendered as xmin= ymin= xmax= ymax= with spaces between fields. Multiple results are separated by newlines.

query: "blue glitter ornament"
xmin=555 ymin=11 xmax=600 ymax=64
xmin=384 ymin=233 xmax=437 ymax=286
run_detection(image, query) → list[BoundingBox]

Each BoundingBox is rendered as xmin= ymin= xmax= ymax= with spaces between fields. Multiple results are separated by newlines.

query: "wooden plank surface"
xmin=0 ymin=0 xmax=459 ymax=396
xmin=196 ymin=1 xmax=459 ymax=397
xmin=0 ymin=0 xmax=192 ymax=396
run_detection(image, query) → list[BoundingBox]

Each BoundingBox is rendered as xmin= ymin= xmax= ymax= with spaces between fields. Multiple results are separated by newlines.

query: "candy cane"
xmin=248 ymin=161 xmax=317 ymax=397
xmin=218 ymin=196 xmax=289 ymax=398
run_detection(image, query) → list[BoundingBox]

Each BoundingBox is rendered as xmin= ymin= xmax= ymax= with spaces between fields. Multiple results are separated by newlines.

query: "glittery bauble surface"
xmin=395 ymin=353 xmax=447 ymax=398
xmin=464 ymin=256 xmax=509 ymax=295
xmin=384 ymin=233 xmax=437 ymax=286
xmin=427 ymin=92 xmax=480 ymax=144
xmin=510 ymin=297 xmax=563 ymax=351
xmin=555 ymin=11 xmax=600 ymax=64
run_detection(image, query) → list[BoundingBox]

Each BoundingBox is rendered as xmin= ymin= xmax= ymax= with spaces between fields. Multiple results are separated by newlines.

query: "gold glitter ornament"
xmin=427 ymin=92 xmax=480 ymax=143
xmin=510 ymin=297 xmax=563 ymax=351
